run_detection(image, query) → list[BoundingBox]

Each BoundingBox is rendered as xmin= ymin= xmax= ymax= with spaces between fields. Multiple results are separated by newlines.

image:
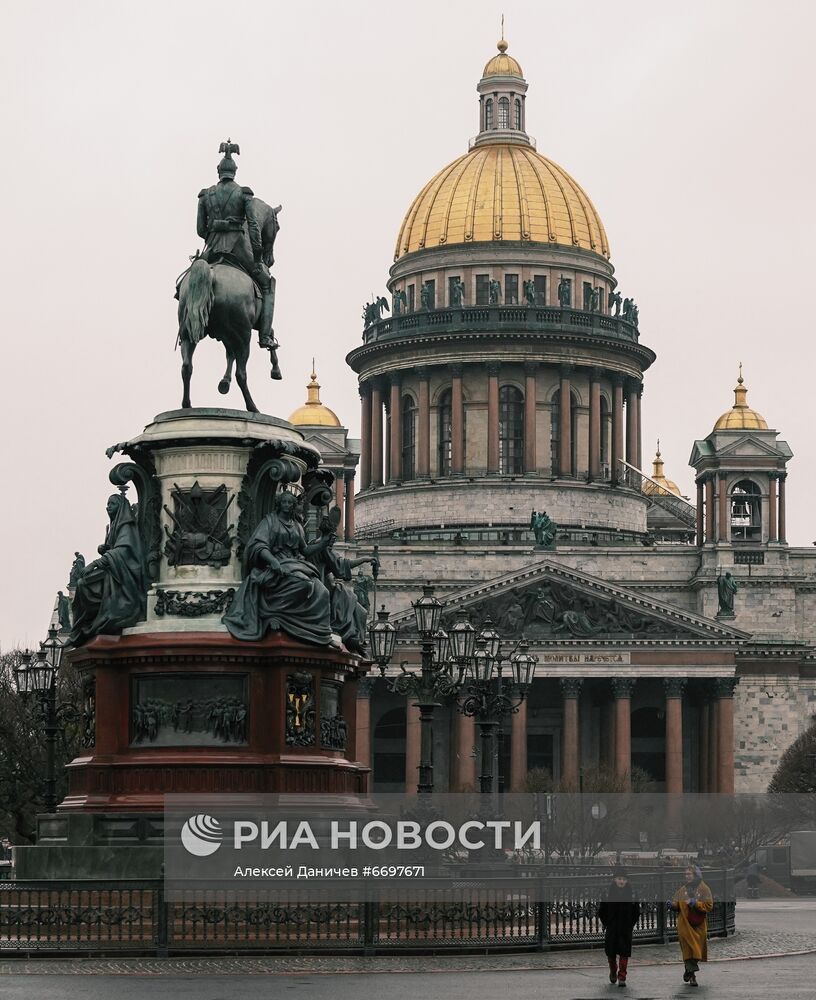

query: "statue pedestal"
xmin=16 ymin=408 xmax=370 ymax=879
xmin=63 ymin=631 xmax=367 ymax=812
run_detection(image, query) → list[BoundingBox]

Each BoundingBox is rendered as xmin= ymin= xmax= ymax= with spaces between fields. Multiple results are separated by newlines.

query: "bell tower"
xmin=690 ymin=368 xmax=793 ymax=554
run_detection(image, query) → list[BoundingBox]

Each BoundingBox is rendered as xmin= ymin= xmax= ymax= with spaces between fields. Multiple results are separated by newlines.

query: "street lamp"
xmin=369 ymin=592 xmax=538 ymax=796
xmin=448 ymin=610 xmax=476 ymax=668
xmin=13 ymin=626 xmax=78 ymax=814
xmin=368 ymin=606 xmax=397 ymax=671
xmin=369 ymin=584 xmax=458 ymax=794
xmin=456 ymin=634 xmax=537 ymax=795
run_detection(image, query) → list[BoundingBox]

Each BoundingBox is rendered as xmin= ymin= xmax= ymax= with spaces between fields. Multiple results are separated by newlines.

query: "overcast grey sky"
xmin=1 ymin=0 xmax=814 ymax=649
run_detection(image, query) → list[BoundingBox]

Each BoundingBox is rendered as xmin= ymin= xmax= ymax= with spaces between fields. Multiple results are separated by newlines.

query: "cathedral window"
xmin=550 ymin=388 xmax=579 ymax=476
xmin=438 ymin=389 xmax=452 ymax=475
xmin=731 ymin=479 xmax=762 ymax=541
xmin=534 ymin=275 xmax=546 ymax=304
xmin=514 ymin=98 xmax=522 ymax=129
xmin=475 ymin=274 xmax=490 ymax=305
xmin=401 ymin=395 xmax=416 ymax=480
xmin=499 ymin=386 xmax=524 ymax=475
xmin=407 ymin=284 xmax=415 ymax=312
xmin=504 ymin=273 xmax=519 ymax=304
xmin=485 ymin=98 xmax=494 ymax=129
xmin=498 ymin=97 xmax=510 ymax=128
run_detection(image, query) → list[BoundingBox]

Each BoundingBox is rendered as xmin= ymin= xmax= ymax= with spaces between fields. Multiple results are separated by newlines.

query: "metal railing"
xmin=620 ymin=460 xmax=697 ymax=529
xmin=0 ymin=870 xmax=735 ymax=955
xmin=361 ymin=304 xmax=640 ymax=346
xmin=356 ymin=520 xmax=653 ymax=547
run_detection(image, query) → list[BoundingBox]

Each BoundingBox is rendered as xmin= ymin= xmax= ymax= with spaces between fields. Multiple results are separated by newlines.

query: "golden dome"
xmin=483 ymin=39 xmax=523 ymax=78
xmin=642 ymin=441 xmax=681 ymax=497
xmin=395 ymin=143 xmax=609 ymax=259
xmin=713 ymin=368 xmax=768 ymax=431
xmin=288 ymin=366 xmax=341 ymax=427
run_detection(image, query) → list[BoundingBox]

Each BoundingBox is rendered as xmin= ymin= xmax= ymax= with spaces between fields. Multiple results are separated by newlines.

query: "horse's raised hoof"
xmin=218 ymin=378 xmax=231 ymax=395
xmin=271 ymin=366 xmax=282 ymax=381
xmin=181 ymin=400 xmax=191 ymax=409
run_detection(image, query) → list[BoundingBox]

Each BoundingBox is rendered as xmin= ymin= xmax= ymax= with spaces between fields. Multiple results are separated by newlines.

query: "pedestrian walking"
xmin=598 ymin=865 xmax=641 ymax=987
xmin=746 ymin=860 xmax=762 ymax=899
xmin=668 ymin=864 xmax=713 ymax=988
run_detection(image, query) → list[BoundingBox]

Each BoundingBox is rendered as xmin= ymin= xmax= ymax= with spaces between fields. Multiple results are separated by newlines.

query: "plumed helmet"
xmin=217 ymin=138 xmax=240 ymax=178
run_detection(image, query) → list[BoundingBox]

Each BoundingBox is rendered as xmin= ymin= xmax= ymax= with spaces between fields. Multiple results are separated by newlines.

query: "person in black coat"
xmin=598 ymin=866 xmax=641 ymax=987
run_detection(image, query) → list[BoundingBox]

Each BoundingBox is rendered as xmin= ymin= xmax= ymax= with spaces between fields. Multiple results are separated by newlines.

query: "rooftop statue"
xmin=363 ymin=295 xmax=389 ymax=328
xmin=557 ymin=275 xmax=571 ymax=307
xmin=70 ymin=493 xmax=148 ymax=645
xmin=717 ymin=571 xmax=738 ymax=618
xmin=176 ymin=140 xmax=282 ymax=411
xmin=530 ymin=509 xmax=557 ymax=549
xmin=523 ymin=278 xmax=537 ymax=306
xmin=392 ymin=288 xmax=407 ymax=316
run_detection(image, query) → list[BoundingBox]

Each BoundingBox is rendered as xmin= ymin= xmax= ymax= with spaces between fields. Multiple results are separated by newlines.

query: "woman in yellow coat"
xmin=668 ymin=865 xmax=713 ymax=988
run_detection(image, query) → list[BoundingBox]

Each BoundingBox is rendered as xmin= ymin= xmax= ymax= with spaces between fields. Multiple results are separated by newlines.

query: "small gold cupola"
xmin=288 ymin=362 xmax=341 ymax=427
xmin=713 ymin=364 xmax=768 ymax=431
xmin=643 ymin=440 xmax=681 ymax=496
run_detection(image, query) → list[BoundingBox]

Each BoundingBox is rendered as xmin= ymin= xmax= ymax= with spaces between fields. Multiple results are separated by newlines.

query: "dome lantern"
xmin=474 ymin=36 xmax=530 ymax=148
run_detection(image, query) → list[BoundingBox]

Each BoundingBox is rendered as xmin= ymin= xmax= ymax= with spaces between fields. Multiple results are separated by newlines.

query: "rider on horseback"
xmin=196 ymin=141 xmax=276 ymax=350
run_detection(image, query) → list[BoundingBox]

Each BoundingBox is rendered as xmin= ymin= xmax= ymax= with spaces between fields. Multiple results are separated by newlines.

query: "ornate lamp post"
xmin=455 ymin=630 xmax=537 ymax=794
xmin=369 ymin=584 xmax=459 ymax=794
xmin=13 ymin=626 xmax=78 ymax=814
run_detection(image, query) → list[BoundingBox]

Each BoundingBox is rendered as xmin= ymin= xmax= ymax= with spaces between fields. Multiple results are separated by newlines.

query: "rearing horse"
xmin=177 ymin=199 xmax=281 ymax=412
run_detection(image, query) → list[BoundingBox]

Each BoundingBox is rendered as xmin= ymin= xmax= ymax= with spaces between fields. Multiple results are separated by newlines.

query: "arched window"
xmin=550 ymin=388 xmax=579 ymax=476
xmin=437 ymin=389 xmax=452 ymax=475
xmin=514 ymin=98 xmax=522 ymax=130
xmin=498 ymin=97 xmax=510 ymax=128
xmin=499 ymin=386 xmax=524 ymax=475
xmin=731 ymin=479 xmax=762 ymax=541
xmin=485 ymin=98 xmax=494 ymax=130
xmin=600 ymin=396 xmax=610 ymax=470
xmin=401 ymin=395 xmax=416 ymax=481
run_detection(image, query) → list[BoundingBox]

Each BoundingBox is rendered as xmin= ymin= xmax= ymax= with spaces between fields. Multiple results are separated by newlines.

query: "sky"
xmin=1 ymin=0 xmax=814 ymax=650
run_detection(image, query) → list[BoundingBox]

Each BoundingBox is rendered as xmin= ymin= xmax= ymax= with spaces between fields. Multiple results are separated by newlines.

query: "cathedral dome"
xmin=394 ymin=39 xmax=608 ymax=262
xmin=394 ymin=143 xmax=610 ymax=260
xmin=288 ymin=368 xmax=341 ymax=427
xmin=713 ymin=370 xmax=767 ymax=431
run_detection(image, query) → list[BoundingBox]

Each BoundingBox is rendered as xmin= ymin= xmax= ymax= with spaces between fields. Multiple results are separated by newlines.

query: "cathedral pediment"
xmin=714 ymin=434 xmax=788 ymax=459
xmin=396 ymin=561 xmax=749 ymax=642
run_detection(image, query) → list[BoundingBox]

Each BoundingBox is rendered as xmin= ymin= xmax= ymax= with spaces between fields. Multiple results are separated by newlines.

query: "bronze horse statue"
xmin=176 ymin=199 xmax=281 ymax=412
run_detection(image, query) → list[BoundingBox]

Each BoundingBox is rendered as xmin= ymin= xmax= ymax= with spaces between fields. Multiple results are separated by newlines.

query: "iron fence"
xmin=0 ymin=869 xmax=734 ymax=956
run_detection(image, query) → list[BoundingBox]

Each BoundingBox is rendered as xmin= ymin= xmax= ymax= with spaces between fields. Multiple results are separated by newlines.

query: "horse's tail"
xmin=179 ymin=258 xmax=214 ymax=346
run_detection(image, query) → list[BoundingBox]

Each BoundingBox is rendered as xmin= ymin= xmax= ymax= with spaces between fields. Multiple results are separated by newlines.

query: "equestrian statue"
xmin=176 ymin=140 xmax=282 ymax=411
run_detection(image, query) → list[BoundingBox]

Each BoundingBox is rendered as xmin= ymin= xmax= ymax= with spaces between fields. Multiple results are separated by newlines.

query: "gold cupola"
xmin=288 ymin=365 xmax=341 ymax=427
xmin=394 ymin=38 xmax=609 ymax=260
xmin=713 ymin=367 xmax=768 ymax=431
xmin=643 ymin=441 xmax=681 ymax=496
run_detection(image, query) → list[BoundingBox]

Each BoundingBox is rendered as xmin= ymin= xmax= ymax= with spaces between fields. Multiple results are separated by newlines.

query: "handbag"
xmin=686 ymin=904 xmax=706 ymax=927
